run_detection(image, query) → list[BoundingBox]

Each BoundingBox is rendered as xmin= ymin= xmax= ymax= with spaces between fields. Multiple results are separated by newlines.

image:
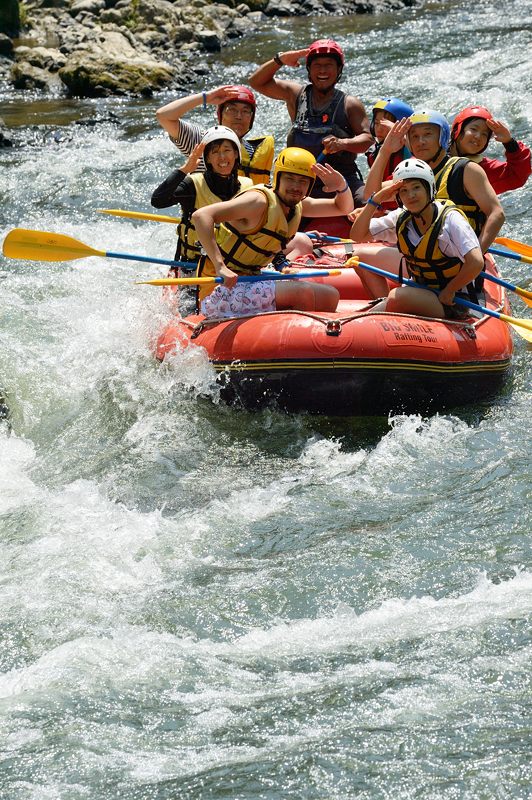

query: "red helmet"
xmin=451 ymin=105 xmax=492 ymax=142
xmin=306 ymin=39 xmax=345 ymax=70
xmin=217 ymin=85 xmax=256 ymax=127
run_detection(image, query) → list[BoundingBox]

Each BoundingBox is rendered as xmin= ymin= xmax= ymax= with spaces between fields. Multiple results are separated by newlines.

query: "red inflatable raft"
xmin=155 ymin=247 xmax=513 ymax=415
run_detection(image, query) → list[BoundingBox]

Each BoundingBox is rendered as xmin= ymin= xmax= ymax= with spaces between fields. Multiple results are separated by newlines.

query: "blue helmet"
xmin=370 ymin=97 xmax=414 ymax=136
xmin=409 ymin=109 xmax=451 ymax=152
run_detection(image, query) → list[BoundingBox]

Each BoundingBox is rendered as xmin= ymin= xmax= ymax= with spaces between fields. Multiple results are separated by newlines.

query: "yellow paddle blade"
xmin=499 ymin=312 xmax=532 ymax=343
xmin=494 ymin=237 xmax=532 ymax=262
xmin=2 ymin=228 xmax=106 ymax=262
xmin=136 ymin=277 xmax=216 ymax=286
xmin=515 ymin=288 xmax=532 ymax=308
xmin=98 ymin=209 xmax=181 ymax=224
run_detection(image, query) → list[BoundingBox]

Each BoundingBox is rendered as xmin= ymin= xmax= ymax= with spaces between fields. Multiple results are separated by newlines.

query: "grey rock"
xmin=11 ymin=61 xmax=63 ymax=91
xmin=195 ymin=29 xmax=223 ymax=51
xmin=264 ymin=0 xmax=296 ymax=16
xmin=14 ymin=44 xmax=67 ymax=71
xmin=70 ymin=0 xmax=105 ymax=16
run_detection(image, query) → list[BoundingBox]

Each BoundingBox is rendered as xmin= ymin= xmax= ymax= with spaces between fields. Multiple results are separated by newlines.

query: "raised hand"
xmin=373 ymin=179 xmax=401 ymax=204
xmin=207 ymin=86 xmax=243 ymax=107
xmin=277 ymin=48 xmax=310 ymax=68
xmin=486 ymin=118 xmax=513 ymax=144
xmin=381 ymin=117 xmax=411 ymax=155
xmin=312 ymin=162 xmax=347 ymax=193
xmin=182 ymin=142 xmax=205 ymax=173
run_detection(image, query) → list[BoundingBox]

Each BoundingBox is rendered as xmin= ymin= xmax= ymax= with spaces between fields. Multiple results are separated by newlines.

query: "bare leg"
xmin=385 ymin=286 xmax=444 ymax=318
xmin=349 ymin=244 xmax=402 ymax=299
xmin=275 ymin=281 xmax=339 ymax=312
xmin=284 ymin=232 xmax=314 ymax=261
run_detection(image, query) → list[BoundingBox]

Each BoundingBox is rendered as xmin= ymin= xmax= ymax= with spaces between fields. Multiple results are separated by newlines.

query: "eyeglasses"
xmin=222 ymin=103 xmax=253 ymax=117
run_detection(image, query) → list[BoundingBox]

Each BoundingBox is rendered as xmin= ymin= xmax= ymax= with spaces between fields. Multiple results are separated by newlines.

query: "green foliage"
xmin=122 ymin=0 xmax=140 ymax=30
xmin=19 ymin=2 xmax=28 ymax=28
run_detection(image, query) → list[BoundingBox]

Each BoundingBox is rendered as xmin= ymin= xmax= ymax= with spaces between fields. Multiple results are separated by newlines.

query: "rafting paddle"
xmin=2 ymin=228 xmax=196 ymax=270
xmin=493 ymin=237 xmax=532 ymax=261
xmin=344 ymin=257 xmax=532 ymax=342
xmin=307 ymin=233 xmax=532 ymax=307
xmin=98 ymin=209 xmax=182 ymax=224
xmin=138 ymin=269 xmax=343 ymax=287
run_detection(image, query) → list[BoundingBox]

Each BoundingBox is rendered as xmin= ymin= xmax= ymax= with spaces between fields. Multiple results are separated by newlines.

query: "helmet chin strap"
xmin=411 ymin=199 xmax=433 ymax=219
xmin=425 ymin=145 xmax=444 ymax=166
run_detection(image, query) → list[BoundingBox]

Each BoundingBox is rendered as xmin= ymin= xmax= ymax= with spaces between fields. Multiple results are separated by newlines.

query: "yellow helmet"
xmin=273 ymin=147 xmax=316 ymax=194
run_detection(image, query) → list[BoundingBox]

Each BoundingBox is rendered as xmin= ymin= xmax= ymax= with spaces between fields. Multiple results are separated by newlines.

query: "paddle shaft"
xmin=141 ymin=269 xmax=343 ymax=287
xmin=307 ymin=234 xmax=531 ymax=300
xmin=487 ymin=246 xmax=532 ymax=265
xmin=105 ymin=251 xmax=196 ymax=269
xmin=355 ymin=260 xmax=510 ymax=322
xmin=494 ymin=236 xmax=532 ymax=260
xmin=98 ymin=209 xmax=181 ymax=224
xmin=310 ymin=233 xmax=532 ymax=263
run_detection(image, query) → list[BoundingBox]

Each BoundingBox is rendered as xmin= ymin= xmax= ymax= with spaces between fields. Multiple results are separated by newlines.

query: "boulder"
xmin=264 ymin=0 xmax=296 ymax=16
xmin=70 ymin=0 xmax=106 ymax=16
xmin=59 ymin=46 xmax=175 ymax=96
xmin=195 ymin=29 xmax=223 ymax=51
xmin=11 ymin=61 xmax=63 ymax=91
xmin=14 ymin=45 xmax=67 ymax=71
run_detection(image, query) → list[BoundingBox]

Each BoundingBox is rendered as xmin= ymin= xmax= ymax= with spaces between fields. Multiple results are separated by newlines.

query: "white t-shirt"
xmin=369 ymin=203 xmax=480 ymax=261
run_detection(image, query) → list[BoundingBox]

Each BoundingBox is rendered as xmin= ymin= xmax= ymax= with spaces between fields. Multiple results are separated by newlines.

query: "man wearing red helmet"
xmin=156 ymin=85 xmax=274 ymax=185
xmin=249 ymin=39 xmax=372 ymax=205
xmin=450 ymin=105 xmax=531 ymax=195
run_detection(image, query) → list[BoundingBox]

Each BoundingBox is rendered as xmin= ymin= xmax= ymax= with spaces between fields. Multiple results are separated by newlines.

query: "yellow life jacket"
xmin=434 ymin=156 xmax=485 ymax=235
xmin=396 ymin=200 xmax=469 ymax=290
xmin=239 ymin=136 xmax=275 ymax=185
xmin=176 ymin=172 xmax=253 ymax=263
xmin=197 ymin=184 xmax=301 ymax=300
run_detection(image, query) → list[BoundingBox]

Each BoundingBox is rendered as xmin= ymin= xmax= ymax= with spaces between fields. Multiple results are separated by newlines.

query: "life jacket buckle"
xmin=326 ymin=319 xmax=342 ymax=337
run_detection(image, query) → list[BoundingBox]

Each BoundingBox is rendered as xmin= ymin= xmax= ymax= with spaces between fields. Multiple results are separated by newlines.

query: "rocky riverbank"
xmin=0 ymin=0 xmax=419 ymax=102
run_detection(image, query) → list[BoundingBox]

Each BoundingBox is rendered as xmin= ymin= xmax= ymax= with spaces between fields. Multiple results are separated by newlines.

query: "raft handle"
xmin=326 ymin=320 xmax=343 ymax=337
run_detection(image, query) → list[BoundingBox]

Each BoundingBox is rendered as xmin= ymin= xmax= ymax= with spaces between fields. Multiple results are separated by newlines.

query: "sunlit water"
xmin=1 ymin=0 xmax=531 ymax=797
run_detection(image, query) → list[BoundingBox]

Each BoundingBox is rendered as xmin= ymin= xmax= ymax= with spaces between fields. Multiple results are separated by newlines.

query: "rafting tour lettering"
xmin=379 ymin=320 xmax=438 ymax=344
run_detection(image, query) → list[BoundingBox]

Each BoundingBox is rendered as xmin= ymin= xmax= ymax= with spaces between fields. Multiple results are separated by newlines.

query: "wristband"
xmin=336 ymin=181 xmax=350 ymax=194
xmin=367 ymin=193 xmax=383 ymax=210
xmin=503 ymin=137 xmax=519 ymax=153
xmin=202 ymin=91 xmax=207 ymax=109
xmin=273 ymin=53 xmax=283 ymax=67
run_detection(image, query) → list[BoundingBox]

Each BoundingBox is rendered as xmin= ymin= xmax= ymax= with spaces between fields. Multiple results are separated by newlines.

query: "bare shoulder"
xmin=463 ymin=159 xmax=493 ymax=188
xmin=344 ymin=93 xmax=367 ymax=113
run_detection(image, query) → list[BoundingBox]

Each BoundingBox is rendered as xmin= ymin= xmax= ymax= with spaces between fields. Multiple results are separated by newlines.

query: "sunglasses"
xmin=223 ymin=104 xmax=253 ymax=117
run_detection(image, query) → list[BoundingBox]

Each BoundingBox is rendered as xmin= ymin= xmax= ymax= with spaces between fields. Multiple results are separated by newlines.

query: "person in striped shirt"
xmin=156 ymin=85 xmax=274 ymax=185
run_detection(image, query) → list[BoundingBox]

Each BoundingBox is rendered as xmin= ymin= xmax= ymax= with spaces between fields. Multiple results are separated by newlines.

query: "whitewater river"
xmin=1 ymin=0 xmax=531 ymax=796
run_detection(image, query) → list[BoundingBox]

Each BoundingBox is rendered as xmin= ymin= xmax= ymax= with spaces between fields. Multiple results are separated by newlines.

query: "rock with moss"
xmin=2 ymin=0 xmax=420 ymax=97
xmin=59 ymin=52 xmax=175 ymax=97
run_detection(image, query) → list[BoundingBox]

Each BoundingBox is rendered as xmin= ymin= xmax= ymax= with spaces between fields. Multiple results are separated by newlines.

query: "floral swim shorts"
xmin=200 ymin=281 xmax=276 ymax=319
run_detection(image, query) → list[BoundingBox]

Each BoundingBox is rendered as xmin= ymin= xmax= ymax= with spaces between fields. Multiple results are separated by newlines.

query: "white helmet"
xmin=201 ymin=125 xmax=241 ymax=156
xmin=392 ymin=158 xmax=436 ymax=200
